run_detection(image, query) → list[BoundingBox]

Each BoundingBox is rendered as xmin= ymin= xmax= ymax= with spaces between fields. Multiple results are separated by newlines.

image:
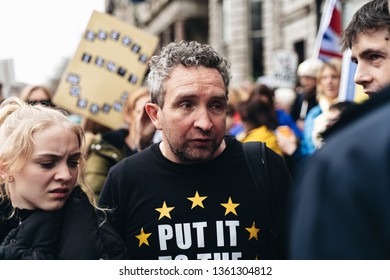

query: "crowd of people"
xmin=0 ymin=0 xmax=389 ymax=260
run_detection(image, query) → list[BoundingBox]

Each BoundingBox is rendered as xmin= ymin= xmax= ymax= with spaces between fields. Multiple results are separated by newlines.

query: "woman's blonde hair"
xmin=0 ymin=97 xmax=97 ymax=207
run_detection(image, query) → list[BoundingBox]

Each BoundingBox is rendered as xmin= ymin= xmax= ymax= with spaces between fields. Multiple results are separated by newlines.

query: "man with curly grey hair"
xmin=100 ymin=40 xmax=291 ymax=260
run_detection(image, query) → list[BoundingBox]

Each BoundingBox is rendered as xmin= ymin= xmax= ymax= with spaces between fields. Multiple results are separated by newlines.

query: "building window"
xmin=294 ymin=40 xmax=305 ymax=65
xmin=250 ymin=0 xmax=264 ymax=79
xmin=251 ymin=0 xmax=262 ymax=30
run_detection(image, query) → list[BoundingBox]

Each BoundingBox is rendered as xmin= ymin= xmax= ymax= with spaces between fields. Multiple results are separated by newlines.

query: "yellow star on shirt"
xmin=135 ymin=227 xmax=152 ymax=247
xmin=246 ymin=222 xmax=261 ymax=240
xmin=187 ymin=191 xmax=207 ymax=209
xmin=220 ymin=197 xmax=240 ymax=216
xmin=155 ymin=201 xmax=175 ymax=220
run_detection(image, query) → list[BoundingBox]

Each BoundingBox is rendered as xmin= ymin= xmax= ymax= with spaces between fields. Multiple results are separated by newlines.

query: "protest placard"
xmin=54 ymin=11 xmax=159 ymax=129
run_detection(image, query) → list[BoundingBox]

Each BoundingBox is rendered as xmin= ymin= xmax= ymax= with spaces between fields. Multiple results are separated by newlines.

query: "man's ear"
xmin=145 ymin=102 xmax=162 ymax=130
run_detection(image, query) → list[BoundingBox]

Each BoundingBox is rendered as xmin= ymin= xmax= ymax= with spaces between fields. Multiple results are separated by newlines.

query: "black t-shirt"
xmin=100 ymin=136 xmax=290 ymax=260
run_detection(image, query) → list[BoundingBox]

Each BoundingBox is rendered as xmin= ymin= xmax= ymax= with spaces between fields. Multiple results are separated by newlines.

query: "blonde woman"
xmin=301 ymin=58 xmax=342 ymax=155
xmin=0 ymin=97 xmax=126 ymax=259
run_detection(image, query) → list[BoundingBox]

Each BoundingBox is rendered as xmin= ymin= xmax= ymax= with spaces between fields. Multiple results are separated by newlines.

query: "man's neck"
xmin=159 ymin=139 xmax=226 ymax=164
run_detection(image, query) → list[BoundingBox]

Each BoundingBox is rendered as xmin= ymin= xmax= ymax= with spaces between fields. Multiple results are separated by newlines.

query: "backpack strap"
xmin=243 ymin=142 xmax=287 ymax=259
xmin=242 ymin=141 xmax=270 ymax=220
xmin=243 ymin=141 xmax=277 ymax=258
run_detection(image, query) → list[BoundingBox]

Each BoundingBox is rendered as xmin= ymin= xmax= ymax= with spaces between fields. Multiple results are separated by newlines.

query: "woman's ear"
xmin=145 ymin=102 xmax=162 ymax=130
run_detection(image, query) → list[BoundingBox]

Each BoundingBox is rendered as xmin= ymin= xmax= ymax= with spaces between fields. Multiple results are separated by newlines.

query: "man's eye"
xmin=211 ymin=103 xmax=221 ymax=109
xmin=210 ymin=102 xmax=226 ymax=112
xmin=180 ymin=102 xmax=193 ymax=109
xmin=370 ymin=54 xmax=382 ymax=61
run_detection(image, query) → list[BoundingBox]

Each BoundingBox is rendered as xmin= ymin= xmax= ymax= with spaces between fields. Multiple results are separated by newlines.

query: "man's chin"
xmin=176 ymin=147 xmax=216 ymax=163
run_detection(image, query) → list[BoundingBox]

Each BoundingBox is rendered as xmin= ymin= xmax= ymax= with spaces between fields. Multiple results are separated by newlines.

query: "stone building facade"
xmin=106 ymin=0 xmax=368 ymax=86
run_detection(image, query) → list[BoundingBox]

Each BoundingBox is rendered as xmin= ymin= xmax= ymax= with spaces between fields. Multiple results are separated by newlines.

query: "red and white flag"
xmin=312 ymin=0 xmax=342 ymax=61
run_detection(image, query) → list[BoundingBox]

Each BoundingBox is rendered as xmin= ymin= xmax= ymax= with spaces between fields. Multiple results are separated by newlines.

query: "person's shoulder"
xmin=276 ymin=109 xmax=288 ymax=119
xmin=224 ymin=134 xmax=241 ymax=147
xmin=317 ymin=90 xmax=390 ymax=163
xmin=306 ymin=105 xmax=321 ymax=117
xmin=89 ymin=140 xmax=124 ymax=160
xmin=325 ymin=87 xmax=390 ymax=138
xmin=276 ymin=109 xmax=295 ymax=124
xmin=101 ymin=128 xmax=128 ymax=148
xmin=109 ymin=143 xmax=156 ymax=172
xmin=293 ymin=92 xmax=304 ymax=103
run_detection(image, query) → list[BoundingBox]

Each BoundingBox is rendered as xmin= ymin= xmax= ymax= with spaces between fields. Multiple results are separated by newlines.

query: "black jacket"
xmin=290 ymin=88 xmax=390 ymax=259
xmin=0 ymin=187 xmax=127 ymax=260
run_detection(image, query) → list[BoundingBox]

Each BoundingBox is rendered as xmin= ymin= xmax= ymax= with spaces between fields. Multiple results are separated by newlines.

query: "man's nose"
xmin=354 ymin=64 xmax=372 ymax=86
xmin=194 ymin=108 xmax=213 ymax=131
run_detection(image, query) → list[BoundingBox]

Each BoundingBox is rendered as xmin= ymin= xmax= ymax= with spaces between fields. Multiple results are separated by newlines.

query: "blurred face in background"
xmin=25 ymin=87 xmax=53 ymax=107
xmin=132 ymin=95 xmax=149 ymax=129
xmin=319 ymin=66 xmax=340 ymax=101
xmin=132 ymin=95 xmax=155 ymax=141
xmin=28 ymin=88 xmax=50 ymax=102
xmin=299 ymin=76 xmax=317 ymax=94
